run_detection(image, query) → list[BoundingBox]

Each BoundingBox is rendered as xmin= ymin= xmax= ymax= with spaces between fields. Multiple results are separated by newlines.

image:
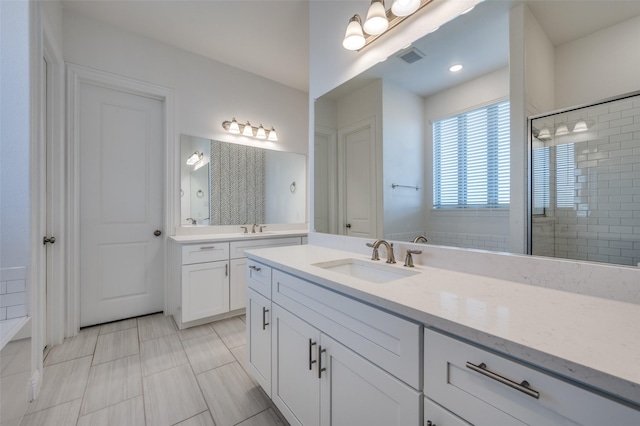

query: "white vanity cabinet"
xmin=424 ymin=328 xmax=640 ymax=425
xmin=180 ymin=243 xmax=230 ymax=323
xmin=169 ymin=235 xmax=302 ymax=329
xmin=246 ymin=261 xmax=422 ymax=426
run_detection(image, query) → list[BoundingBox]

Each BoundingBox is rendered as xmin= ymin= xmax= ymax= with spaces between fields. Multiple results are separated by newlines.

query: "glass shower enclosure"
xmin=530 ymin=92 xmax=640 ymax=267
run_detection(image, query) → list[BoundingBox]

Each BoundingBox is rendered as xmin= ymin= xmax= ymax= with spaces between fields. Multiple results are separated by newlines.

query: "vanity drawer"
xmin=181 ymin=243 xmax=229 ymax=265
xmin=273 ymin=269 xmax=421 ymax=389
xmin=424 ymin=397 xmax=471 ymax=426
xmin=247 ymin=260 xmax=272 ymax=298
xmin=424 ymin=328 xmax=640 ymax=425
xmin=230 ymin=237 xmax=301 ymax=259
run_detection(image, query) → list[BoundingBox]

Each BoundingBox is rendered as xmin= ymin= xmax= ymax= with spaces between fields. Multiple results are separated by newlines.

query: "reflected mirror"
xmin=181 ymin=134 xmax=306 ymax=226
xmin=314 ymin=0 xmax=640 ymax=258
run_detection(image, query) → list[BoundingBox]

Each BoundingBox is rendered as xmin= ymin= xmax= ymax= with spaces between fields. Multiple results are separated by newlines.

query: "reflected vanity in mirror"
xmin=314 ymin=0 xmax=640 ymax=265
xmin=180 ymin=134 xmax=307 ymax=227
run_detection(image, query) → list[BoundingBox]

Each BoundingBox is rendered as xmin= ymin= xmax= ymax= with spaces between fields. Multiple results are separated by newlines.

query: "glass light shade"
xmin=555 ymin=124 xmax=569 ymax=136
xmin=228 ymin=118 xmax=240 ymax=134
xmin=242 ymin=121 xmax=253 ymax=137
xmin=268 ymin=127 xmax=278 ymax=141
xmin=256 ymin=124 xmax=267 ymax=139
xmin=573 ymin=121 xmax=588 ymax=132
xmin=537 ymin=128 xmax=551 ymax=140
xmin=186 ymin=151 xmax=202 ymax=165
xmin=391 ymin=0 xmax=419 ymax=17
xmin=343 ymin=15 xmax=366 ymax=50
xmin=363 ymin=0 xmax=388 ymax=35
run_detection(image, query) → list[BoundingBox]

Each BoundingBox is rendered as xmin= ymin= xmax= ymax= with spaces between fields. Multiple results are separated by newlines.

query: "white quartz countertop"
xmin=169 ymin=230 xmax=307 ymax=244
xmin=245 ymin=244 xmax=640 ymax=407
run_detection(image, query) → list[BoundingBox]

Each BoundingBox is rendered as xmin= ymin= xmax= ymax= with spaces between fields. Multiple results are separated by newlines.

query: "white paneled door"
xmin=79 ymin=82 xmax=164 ymax=327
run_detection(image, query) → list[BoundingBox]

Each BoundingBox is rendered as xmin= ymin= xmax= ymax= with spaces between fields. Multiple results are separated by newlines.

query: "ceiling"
xmin=61 ymin=1 xmax=640 ymax=95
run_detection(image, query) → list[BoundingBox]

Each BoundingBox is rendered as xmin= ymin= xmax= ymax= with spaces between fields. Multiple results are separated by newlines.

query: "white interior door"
xmin=79 ymin=82 xmax=164 ymax=327
xmin=339 ymin=120 xmax=376 ymax=238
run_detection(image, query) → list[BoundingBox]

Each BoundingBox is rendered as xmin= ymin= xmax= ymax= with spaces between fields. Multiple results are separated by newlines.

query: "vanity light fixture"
xmin=573 ymin=120 xmax=588 ymax=132
xmin=186 ymin=151 xmax=203 ymax=166
xmin=449 ymin=64 xmax=463 ymax=72
xmin=343 ymin=0 xmax=434 ymax=51
xmin=392 ymin=0 xmax=420 ymax=17
xmin=537 ymin=128 xmax=552 ymax=141
xmin=363 ymin=0 xmax=389 ymax=35
xmin=222 ymin=119 xmax=278 ymax=142
xmin=555 ymin=124 xmax=569 ymax=136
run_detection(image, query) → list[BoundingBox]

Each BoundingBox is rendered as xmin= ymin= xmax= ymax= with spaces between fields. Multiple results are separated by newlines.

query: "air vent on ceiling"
xmin=397 ymin=47 xmax=425 ymax=64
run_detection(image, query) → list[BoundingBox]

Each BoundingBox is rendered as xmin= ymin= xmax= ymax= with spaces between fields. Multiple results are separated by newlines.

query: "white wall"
xmin=0 ymin=0 xmax=31 ymax=270
xmin=555 ymin=14 xmax=640 ymax=110
xmin=382 ymin=80 xmax=425 ymax=241
xmin=265 ymin=151 xmax=307 ymax=224
xmin=423 ymin=67 xmax=510 ymax=243
xmin=62 ymin=10 xmax=308 ymax=154
xmin=524 ymin=5 xmax=555 ymax=116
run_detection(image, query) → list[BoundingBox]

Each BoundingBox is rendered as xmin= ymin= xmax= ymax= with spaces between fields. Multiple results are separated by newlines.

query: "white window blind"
xmin=433 ymin=100 xmax=510 ymax=208
xmin=556 ymin=143 xmax=575 ymax=208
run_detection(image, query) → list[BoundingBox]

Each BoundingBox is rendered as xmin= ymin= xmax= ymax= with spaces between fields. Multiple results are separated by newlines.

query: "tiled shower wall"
xmin=532 ymin=95 xmax=640 ymax=267
xmin=0 ymin=267 xmax=27 ymax=320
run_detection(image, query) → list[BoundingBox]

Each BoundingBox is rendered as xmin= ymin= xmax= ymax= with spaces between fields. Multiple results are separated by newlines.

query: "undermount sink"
xmin=312 ymin=258 xmax=419 ymax=283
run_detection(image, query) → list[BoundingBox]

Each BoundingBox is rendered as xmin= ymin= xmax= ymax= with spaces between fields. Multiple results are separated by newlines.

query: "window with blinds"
xmin=433 ymin=100 xmax=510 ymax=208
xmin=532 ymin=146 xmax=550 ymax=214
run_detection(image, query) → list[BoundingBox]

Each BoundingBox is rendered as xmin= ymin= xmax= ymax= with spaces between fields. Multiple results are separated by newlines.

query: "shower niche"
xmin=530 ymin=92 xmax=640 ymax=267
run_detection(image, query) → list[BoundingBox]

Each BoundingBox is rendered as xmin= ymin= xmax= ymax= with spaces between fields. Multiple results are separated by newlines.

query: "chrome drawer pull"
xmin=262 ymin=307 xmax=270 ymax=330
xmin=318 ymin=345 xmax=327 ymax=379
xmin=199 ymin=246 xmax=215 ymax=250
xmin=248 ymin=265 xmax=262 ymax=272
xmin=466 ymin=361 xmax=540 ymax=399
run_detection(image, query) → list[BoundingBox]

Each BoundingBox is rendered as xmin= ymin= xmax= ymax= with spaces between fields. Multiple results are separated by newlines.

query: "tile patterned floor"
xmin=19 ymin=314 xmax=287 ymax=426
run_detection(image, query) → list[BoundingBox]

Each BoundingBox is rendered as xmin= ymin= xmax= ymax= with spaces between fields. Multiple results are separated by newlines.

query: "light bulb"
xmin=242 ymin=121 xmax=253 ymax=137
xmin=256 ymin=124 xmax=267 ymax=139
xmin=391 ymin=0 xmax=420 ymax=17
xmin=363 ymin=0 xmax=388 ymax=35
xmin=449 ymin=64 xmax=463 ymax=72
xmin=343 ymin=15 xmax=366 ymax=50
xmin=268 ymin=127 xmax=278 ymax=142
xmin=228 ymin=118 xmax=240 ymax=134
xmin=537 ymin=128 xmax=551 ymax=140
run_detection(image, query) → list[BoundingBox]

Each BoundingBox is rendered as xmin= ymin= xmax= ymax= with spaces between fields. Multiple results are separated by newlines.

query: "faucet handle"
xmin=365 ymin=242 xmax=380 ymax=261
xmin=240 ymin=226 xmax=248 ymax=234
xmin=259 ymin=225 xmax=267 ymax=233
xmin=404 ymin=249 xmax=422 ymax=267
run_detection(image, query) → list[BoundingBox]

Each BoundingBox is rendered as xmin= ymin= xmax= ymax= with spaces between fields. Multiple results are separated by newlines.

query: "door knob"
xmin=43 ymin=236 xmax=56 ymax=245
xmin=154 ymin=230 xmax=162 ymax=237
xmin=346 ymin=223 xmax=351 ymax=228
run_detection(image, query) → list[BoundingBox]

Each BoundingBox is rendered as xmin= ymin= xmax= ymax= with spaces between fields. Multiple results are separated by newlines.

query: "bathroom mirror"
xmin=181 ymin=134 xmax=307 ymax=226
xmin=314 ymin=0 xmax=640 ymax=257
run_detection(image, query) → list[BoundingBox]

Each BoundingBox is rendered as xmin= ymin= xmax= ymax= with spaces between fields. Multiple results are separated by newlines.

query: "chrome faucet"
xmin=412 ymin=235 xmax=428 ymax=243
xmin=251 ymin=223 xmax=258 ymax=233
xmin=366 ymin=239 xmax=396 ymax=264
xmin=186 ymin=217 xmax=196 ymax=225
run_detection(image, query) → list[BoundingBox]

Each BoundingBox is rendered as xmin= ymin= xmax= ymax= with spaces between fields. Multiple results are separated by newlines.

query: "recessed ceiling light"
xmin=449 ymin=64 xmax=463 ymax=72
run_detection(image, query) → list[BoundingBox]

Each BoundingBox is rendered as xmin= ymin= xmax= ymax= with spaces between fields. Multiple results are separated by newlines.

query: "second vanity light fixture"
xmin=222 ymin=118 xmax=278 ymax=142
xmin=343 ymin=0 xmax=434 ymax=51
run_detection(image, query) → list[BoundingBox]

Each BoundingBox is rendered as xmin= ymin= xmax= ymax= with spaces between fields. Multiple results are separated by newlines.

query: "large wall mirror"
xmin=181 ymin=134 xmax=306 ymax=227
xmin=314 ymin=0 xmax=640 ymax=265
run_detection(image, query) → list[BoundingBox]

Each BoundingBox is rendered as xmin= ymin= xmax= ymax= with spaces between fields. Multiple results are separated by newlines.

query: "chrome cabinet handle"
xmin=466 ymin=361 xmax=540 ymax=399
xmin=199 ymin=246 xmax=215 ymax=250
xmin=262 ymin=307 xmax=270 ymax=330
xmin=248 ymin=265 xmax=261 ymax=272
xmin=225 ymin=264 xmax=228 ymax=277
xmin=308 ymin=339 xmax=317 ymax=370
xmin=318 ymin=345 xmax=326 ymax=378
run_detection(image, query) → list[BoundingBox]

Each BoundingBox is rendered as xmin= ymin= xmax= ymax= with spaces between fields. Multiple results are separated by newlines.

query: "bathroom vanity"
xmin=167 ymin=231 xmax=306 ymax=329
xmin=245 ymin=244 xmax=640 ymax=425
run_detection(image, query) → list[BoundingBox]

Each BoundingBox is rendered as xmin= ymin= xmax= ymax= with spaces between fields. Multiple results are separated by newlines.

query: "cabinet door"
xmin=181 ymin=261 xmax=229 ymax=322
xmin=424 ymin=397 xmax=471 ymax=426
xmin=230 ymin=258 xmax=247 ymax=310
xmin=319 ymin=334 xmax=421 ymax=426
xmin=247 ymin=289 xmax=272 ymax=396
xmin=272 ymin=304 xmax=321 ymax=426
